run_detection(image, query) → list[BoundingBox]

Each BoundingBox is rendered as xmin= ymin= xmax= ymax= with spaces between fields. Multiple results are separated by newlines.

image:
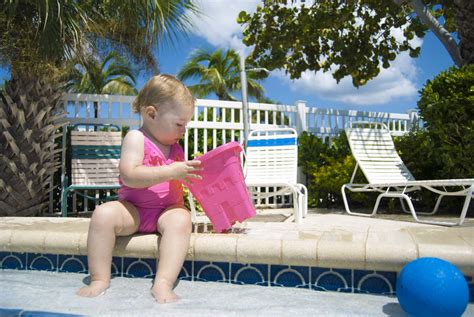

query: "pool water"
xmin=0 ymin=270 xmax=417 ymax=317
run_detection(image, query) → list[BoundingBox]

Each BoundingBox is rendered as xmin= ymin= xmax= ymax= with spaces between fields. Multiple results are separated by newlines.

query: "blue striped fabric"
xmin=72 ymin=145 xmax=121 ymax=159
xmin=247 ymin=137 xmax=297 ymax=147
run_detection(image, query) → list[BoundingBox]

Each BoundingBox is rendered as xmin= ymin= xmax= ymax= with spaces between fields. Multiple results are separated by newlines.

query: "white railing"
xmin=63 ymin=94 xmax=418 ymax=158
xmin=63 ymin=93 xmax=140 ymax=128
xmin=305 ymin=106 xmax=419 ymax=138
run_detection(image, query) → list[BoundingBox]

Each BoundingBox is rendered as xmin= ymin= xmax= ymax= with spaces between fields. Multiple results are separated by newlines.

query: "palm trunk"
xmin=0 ymin=72 xmax=66 ymax=216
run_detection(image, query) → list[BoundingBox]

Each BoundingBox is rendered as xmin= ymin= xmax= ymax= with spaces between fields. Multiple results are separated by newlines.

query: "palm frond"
xmin=187 ymin=83 xmax=214 ymax=98
xmin=64 ymin=51 xmax=137 ymax=95
xmin=178 ymin=47 xmax=267 ymax=101
xmin=102 ymin=78 xmax=137 ymax=95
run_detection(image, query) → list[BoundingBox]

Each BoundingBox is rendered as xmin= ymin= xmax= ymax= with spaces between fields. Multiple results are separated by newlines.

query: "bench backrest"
xmin=70 ymin=131 xmax=122 ymax=186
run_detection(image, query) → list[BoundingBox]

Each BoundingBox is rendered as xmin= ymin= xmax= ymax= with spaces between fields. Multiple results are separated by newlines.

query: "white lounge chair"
xmin=341 ymin=121 xmax=473 ymax=226
xmin=244 ymin=128 xmax=308 ymax=223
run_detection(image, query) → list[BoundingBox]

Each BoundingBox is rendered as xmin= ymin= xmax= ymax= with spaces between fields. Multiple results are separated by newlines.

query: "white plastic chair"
xmin=341 ymin=121 xmax=474 ymax=226
xmin=244 ymin=128 xmax=308 ymax=223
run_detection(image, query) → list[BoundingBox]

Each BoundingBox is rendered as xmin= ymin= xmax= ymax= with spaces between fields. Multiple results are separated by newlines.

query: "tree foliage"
xmin=0 ymin=0 xmax=198 ymax=76
xmin=238 ymin=0 xmax=472 ymax=87
xmin=64 ymin=52 xmax=137 ymax=96
xmin=177 ymin=48 xmax=267 ymax=101
xmin=298 ymin=131 xmax=367 ymax=208
xmin=417 ymin=64 xmax=474 ymax=178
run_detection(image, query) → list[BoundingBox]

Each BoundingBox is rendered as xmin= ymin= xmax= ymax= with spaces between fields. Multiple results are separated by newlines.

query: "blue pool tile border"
xmin=1 ymin=251 xmax=472 ymax=302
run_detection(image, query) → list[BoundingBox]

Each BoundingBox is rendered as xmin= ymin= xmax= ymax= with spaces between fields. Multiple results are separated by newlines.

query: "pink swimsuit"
xmin=118 ymin=130 xmax=184 ymax=233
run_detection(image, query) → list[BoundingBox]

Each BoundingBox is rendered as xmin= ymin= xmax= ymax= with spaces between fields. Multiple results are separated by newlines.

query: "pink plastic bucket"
xmin=185 ymin=142 xmax=256 ymax=232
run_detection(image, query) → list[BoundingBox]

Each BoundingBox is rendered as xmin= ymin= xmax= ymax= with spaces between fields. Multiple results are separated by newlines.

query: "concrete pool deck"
xmin=1 ymin=209 xmax=473 ymax=276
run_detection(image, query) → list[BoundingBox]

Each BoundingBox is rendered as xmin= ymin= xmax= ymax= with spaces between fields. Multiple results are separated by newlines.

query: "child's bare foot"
xmin=151 ymin=278 xmax=179 ymax=304
xmin=77 ymin=280 xmax=109 ymax=297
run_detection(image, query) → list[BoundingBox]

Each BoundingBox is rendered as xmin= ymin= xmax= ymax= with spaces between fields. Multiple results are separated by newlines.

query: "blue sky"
xmin=1 ymin=1 xmax=455 ymax=115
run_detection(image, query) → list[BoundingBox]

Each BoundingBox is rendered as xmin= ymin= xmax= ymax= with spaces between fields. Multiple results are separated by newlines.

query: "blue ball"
xmin=396 ymin=257 xmax=469 ymax=317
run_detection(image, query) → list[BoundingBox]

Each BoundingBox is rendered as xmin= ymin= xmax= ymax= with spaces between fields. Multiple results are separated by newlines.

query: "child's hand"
xmin=169 ymin=160 xmax=202 ymax=183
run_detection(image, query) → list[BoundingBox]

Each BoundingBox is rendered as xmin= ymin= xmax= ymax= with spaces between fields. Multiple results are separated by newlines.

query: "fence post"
xmin=407 ymin=109 xmax=419 ymax=131
xmin=295 ymin=100 xmax=307 ymax=186
xmin=295 ymin=100 xmax=307 ymax=134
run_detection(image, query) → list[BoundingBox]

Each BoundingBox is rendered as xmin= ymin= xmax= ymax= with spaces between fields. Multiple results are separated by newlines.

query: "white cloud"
xmin=188 ymin=0 xmax=260 ymax=53
xmin=277 ymin=50 xmax=420 ymax=106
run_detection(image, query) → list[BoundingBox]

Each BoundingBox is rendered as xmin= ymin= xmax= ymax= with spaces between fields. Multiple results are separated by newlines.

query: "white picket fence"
xmin=62 ymin=94 xmax=418 ymax=157
xmin=56 ymin=93 xmax=419 ymax=215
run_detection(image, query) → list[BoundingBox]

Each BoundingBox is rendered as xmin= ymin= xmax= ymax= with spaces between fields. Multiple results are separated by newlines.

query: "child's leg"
xmin=77 ymin=201 xmax=139 ymax=297
xmin=151 ymin=207 xmax=192 ymax=304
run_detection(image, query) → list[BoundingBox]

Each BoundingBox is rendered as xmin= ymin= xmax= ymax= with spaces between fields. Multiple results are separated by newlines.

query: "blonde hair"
xmin=132 ymin=74 xmax=195 ymax=113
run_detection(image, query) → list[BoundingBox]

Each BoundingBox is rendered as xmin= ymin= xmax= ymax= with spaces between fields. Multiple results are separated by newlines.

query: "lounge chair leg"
xmin=341 ymin=185 xmax=376 ymax=217
xmin=376 ymin=193 xmax=422 ymax=223
xmin=431 ymin=194 xmax=444 ymax=215
xmin=409 ymin=193 xmax=444 ymax=216
xmin=400 ymin=193 xmax=468 ymax=226
xmin=457 ymin=185 xmax=473 ymax=226
xmin=295 ymin=184 xmax=308 ymax=219
xmin=297 ymin=194 xmax=303 ymax=220
xmin=373 ymin=192 xmax=455 ymax=225
xmin=302 ymin=185 xmax=308 ymax=218
xmin=293 ymin=190 xmax=301 ymax=223
xmin=399 ymin=198 xmax=410 ymax=214
xmin=399 ymin=194 xmax=421 ymax=223
xmin=341 ymin=185 xmax=351 ymax=214
xmin=372 ymin=194 xmax=384 ymax=216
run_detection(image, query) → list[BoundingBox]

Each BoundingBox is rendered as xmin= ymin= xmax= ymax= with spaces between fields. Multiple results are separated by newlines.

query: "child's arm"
xmin=119 ymin=130 xmax=201 ymax=188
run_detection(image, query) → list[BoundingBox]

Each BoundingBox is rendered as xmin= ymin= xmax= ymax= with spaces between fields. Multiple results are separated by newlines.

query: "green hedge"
xmin=417 ymin=64 xmax=474 ymax=179
xmin=298 ymin=132 xmax=371 ymax=208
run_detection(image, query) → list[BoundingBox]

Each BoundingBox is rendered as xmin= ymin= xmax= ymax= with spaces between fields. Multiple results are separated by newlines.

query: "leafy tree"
xmin=1 ymin=1 xmax=197 ymax=76
xmin=65 ymin=52 xmax=137 ymax=96
xmin=0 ymin=1 xmax=197 ymax=216
xmin=417 ymin=64 xmax=474 ymax=178
xmin=177 ymin=48 xmax=267 ymax=101
xmin=238 ymin=0 xmax=472 ymax=87
xmin=65 ymin=51 xmax=138 ymax=117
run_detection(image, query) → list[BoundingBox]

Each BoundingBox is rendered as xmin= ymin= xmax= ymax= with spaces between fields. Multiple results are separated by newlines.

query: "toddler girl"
xmin=77 ymin=74 xmax=201 ymax=304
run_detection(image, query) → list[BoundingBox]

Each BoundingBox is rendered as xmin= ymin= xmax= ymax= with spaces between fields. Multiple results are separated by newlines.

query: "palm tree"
xmin=65 ymin=52 xmax=138 ymax=117
xmin=177 ymin=48 xmax=267 ymax=101
xmin=0 ymin=1 xmax=198 ymax=216
xmin=178 ymin=48 xmax=269 ymax=154
xmin=66 ymin=52 xmax=137 ymax=95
